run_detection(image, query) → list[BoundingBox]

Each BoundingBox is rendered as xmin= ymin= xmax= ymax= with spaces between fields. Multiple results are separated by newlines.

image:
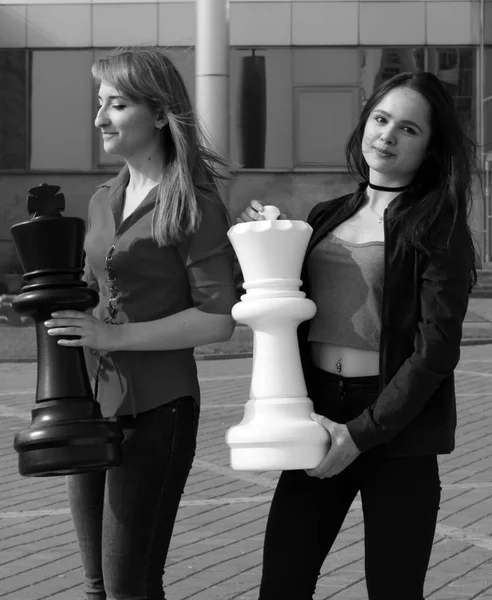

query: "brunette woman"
xmin=240 ymin=71 xmax=477 ymax=600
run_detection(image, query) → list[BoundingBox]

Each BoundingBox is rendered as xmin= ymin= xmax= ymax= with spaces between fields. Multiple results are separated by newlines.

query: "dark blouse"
xmin=83 ymin=167 xmax=237 ymax=417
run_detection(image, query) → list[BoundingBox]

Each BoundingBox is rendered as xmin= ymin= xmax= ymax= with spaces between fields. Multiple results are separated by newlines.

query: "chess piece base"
xmin=226 ymin=397 xmax=330 ymax=471
xmin=229 ymin=444 xmax=324 ymax=471
xmin=14 ymin=400 xmax=123 ymax=477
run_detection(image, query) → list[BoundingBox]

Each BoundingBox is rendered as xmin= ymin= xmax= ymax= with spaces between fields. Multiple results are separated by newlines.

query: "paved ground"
xmin=463 ymin=298 xmax=492 ymax=345
xmin=0 ymin=346 xmax=491 ymax=599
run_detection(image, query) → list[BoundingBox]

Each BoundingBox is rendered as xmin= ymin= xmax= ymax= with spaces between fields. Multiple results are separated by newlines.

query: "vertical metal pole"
xmin=479 ymin=0 xmax=490 ymax=262
xmin=195 ymin=0 xmax=230 ymax=159
xmin=485 ymin=157 xmax=491 ymax=263
xmin=480 ymin=0 xmax=485 ymax=168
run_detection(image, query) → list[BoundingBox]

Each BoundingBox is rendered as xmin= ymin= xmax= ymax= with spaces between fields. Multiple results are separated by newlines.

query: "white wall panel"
xmin=158 ymin=3 xmax=195 ymax=46
xmin=31 ymin=50 xmax=93 ymax=170
xmin=0 ymin=5 xmax=26 ymax=47
xmin=292 ymin=2 xmax=358 ymax=45
xmin=294 ymin=86 xmax=358 ymax=167
xmin=27 ymin=4 xmax=91 ymax=47
xmin=93 ymin=3 xmax=158 ymax=46
xmin=360 ymin=2 xmax=425 ymax=45
xmin=230 ymin=3 xmax=291 ymax=45
xmin=293 ymin=48 xmax=359 ymax=85
xmin=94 ymin=0 xmax=157 ymax=3
xmin=427 ymin=1 xmax=479 ymax=44
xmin=4 ymin=1 xmax=90 ymax=4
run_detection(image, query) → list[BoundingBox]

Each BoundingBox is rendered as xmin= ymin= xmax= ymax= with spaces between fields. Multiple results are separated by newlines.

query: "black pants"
xmin=67 ymin=397 xmax=199 ymax=600
xmin=258 ymin=367 xmax=441 ymax=600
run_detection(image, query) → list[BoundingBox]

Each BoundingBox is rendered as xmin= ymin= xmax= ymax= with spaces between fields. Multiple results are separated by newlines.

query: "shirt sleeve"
xmin=83 ymin=252 xmax=99 ymax=293
xmin=182 ymin=191 xmax=237 ymax=315
xmin=346 ymin=219 xmax=473 ymax=452
xmin=82 ymin=202 xmax=99 ymax=293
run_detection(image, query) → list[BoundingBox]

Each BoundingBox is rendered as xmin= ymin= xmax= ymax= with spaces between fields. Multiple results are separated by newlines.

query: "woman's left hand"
xmin=305 ymin=414 xmax=361 ymax=479
xmin=44 ymin=311 xmax=120 ymax=352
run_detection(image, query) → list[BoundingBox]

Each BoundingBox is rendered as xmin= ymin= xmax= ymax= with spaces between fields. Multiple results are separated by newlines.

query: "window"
xmin=429 ymin=47 xmax=475 ymax=138
xmin=230 ymin=48 xmax=293 ymax=169
xmin=360 ymin=47 xmax=425 ymax=105
xmin=484 ymin=47 xmax=492 ymax=153
xmin=361 ymin=47 xmax=475 ymax=137
xmin=0 ymin=47 xmax=477 ymax=173
xmin=293 ymin=48 xmax=359 ymax=169
xmin=230 ymin=47 xmax=359 ymax=170
xmin=92 ymin=47 xmax=195 ymax=169
xmin=31 ymin=50 xmax=93 ymax=171
xmin=0 ymin=50 xmax=29 ymax=170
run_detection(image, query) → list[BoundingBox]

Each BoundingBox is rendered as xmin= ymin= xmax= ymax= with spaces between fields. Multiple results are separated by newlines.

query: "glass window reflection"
xmin=0 ymin=50 xmax=28 ymax=170
xmin=361 ymin=47 xmax=475 ymax=137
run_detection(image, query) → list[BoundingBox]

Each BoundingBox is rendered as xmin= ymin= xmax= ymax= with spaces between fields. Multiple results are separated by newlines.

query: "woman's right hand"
xmin=236 ymin=200 xmax=288 ymax=223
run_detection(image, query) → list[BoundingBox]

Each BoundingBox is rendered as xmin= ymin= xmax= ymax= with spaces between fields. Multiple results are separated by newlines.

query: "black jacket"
xmin=298 ymin=186 xmax=473 ymax=457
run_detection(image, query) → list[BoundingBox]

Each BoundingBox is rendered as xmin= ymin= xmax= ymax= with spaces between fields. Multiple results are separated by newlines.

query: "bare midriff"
xmin=310 ymin=342 xmax=379 ymax=377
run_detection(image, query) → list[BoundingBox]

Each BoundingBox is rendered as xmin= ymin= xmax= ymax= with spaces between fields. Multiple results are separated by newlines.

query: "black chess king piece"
xmin=10 ymin=183 xmax=123 ymax=477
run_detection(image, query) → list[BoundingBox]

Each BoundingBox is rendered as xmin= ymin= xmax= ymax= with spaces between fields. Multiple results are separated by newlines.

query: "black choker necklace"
xmin=368 ymin=182 xmax=410 ymax=192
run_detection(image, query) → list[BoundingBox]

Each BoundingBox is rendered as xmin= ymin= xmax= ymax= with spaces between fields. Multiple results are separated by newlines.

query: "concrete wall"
xmin=0 ymin=0 xmax=488 ymax=49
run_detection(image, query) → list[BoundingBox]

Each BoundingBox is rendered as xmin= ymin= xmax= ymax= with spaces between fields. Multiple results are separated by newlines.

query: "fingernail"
xmin=44 ymin=321 xmax=53 ymax=327
xmin=51 ymin=312 xmax=59 ymax=317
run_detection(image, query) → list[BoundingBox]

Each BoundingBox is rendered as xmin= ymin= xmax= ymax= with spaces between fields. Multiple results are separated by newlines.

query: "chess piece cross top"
xmin=27 ymin=183 xmax=65 ymax=218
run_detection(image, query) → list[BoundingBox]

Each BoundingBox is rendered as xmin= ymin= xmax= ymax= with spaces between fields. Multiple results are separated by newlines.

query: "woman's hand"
xmin=236 ymin=200 xmax=288 ymax=223
xmin=44 ymin=310 xmax=121 ymax=352
xmin=305 ymin=414 xmax=361 ymax=479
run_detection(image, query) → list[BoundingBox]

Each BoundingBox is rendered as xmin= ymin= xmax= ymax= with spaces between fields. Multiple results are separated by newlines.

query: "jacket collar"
xmin=306 ymin=182 xmax=413 ymax=258
xmin=98 ymin=165 xmax=159 ymax=234
xmin=97 ymin=165 xmax=130 ymax=197
xmin=306 ymin=184 xmax=366 ymax=258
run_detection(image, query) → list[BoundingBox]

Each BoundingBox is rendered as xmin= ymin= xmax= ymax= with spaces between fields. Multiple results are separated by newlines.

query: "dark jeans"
xmin=66 ymin=397 xmax=199 ymax=600
xmin=258 ymin=367 xmax=441 ymax=600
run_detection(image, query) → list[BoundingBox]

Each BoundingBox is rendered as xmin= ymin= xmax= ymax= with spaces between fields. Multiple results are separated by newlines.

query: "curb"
xmin=0 ymin=341 xmax=490 ymax=364
xmin=196 ymin=352 xmax=253 ymax=361
xmin=460 ymin=338 xmax=492 ymax=347
xmin=196 ymin=338 xmax=492 ymax=359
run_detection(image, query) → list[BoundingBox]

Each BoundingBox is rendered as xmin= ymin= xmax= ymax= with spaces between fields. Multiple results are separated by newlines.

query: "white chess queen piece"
xmin=226 ymin=205 xmax=331 ymax=470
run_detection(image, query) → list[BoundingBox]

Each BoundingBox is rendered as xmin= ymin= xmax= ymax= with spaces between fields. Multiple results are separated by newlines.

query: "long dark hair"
xmin=92 ymin=48 xmax=229 ymax=246
xmin=346 ymin=72 xmax=477 ymax=284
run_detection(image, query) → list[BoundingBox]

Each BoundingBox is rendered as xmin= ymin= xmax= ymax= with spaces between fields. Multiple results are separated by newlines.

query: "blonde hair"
xmin=92 ymin=47 xmax=229 ymax=246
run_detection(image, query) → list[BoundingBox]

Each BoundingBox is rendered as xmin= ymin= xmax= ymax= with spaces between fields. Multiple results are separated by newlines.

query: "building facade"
xmin=0 ymin=0 xmax=491 ymax=273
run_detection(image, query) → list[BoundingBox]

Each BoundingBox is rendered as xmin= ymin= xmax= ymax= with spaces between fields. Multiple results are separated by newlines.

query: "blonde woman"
xmin=45 ymin=48 xmax=237 ymax=600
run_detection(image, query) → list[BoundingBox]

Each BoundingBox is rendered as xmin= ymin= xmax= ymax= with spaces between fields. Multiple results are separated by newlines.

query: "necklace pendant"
xmin=378 ymin=216 xmax=384 ymax=224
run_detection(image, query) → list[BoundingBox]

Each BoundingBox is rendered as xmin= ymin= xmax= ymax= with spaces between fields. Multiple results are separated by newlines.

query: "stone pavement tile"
xmin=0 ymin=350 xmax=491 ymax=599
xmin=425 ymin=543 xmax=492 ymax=598
xmin=440 ymin=487 xmax=492 ymax=524
xmin=467 ymin=298 xmax=492 ymax=322
xmin=0 ymin=552 xmax=81 ymax=597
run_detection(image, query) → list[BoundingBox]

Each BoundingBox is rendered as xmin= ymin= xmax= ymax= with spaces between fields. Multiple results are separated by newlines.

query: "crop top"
xmin=307 ymin=233 xmax=385 ymax=351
